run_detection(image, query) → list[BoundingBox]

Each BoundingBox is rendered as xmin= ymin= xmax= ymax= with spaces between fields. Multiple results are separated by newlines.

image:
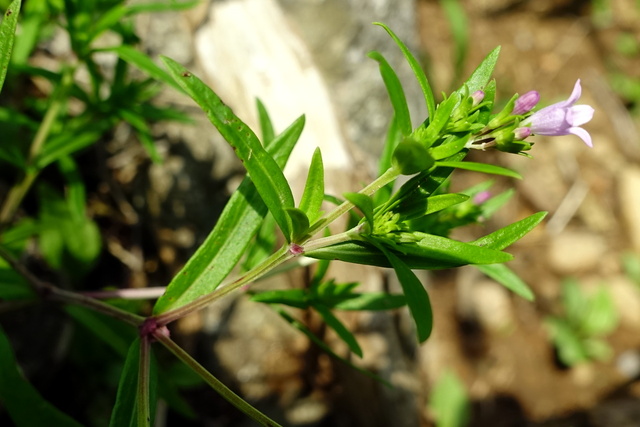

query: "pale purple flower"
xmin=521 ymin=79 xmax=595 ymax=147
xmin=512 ymin=90 xmax=540 ymax=115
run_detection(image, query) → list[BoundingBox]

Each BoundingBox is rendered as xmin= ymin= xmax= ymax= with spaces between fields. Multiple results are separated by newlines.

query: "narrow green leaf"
xmin=57 ymin=156 xmax=87 ymax=221
xmin=65 ymin=306 xmax=136 ymax=357
xmin=256 ymin=98 xmax=275 ymax=144
xmin=331 ymin=293 xmax=406 ymax=311
xmin=314 ymin=304 xmax=363 ymax=357
xmin=479 ymin=188 xmax=514 ymax=219
xmin=429 ymin=134 xmax=470 ymax=160
xmin=471 ymin=211 xmax=547 ymax=250
xmin=273 ymin=306 xmax=392 ymax=387
xmin=367 ymin=50 xmax=412 ymax=136
xmin=125 ymin=1 xmax=198 ymax=14
xmin=435 ymin=161 xmax=522 ymax=179
xmin=118 ymin=109 xmax=162 ymax=163
xmin=385 ymin=151 xmax=466 ymax=211
xmin=299 ymin=147 xmax=325 ymax=224
xmin=250 ymin=289 xmax=309 ymax=309
xmin=88 ymin=4 xmax=127 ymax=42
xmin=0 ymin=0 xmax=21 ymax=94
xmin=109 ymin=339 xmax=141 ymax=427
xmin=153 ymin=116 xmax=305 ymax=314
xmin=407 ymin=233 xmax=513 ymax=265
xmin=476 ymin=263 xmax=534 ymax=301
xmin=36 ymin=117 xmax=105 ymax=169
xmin=343 ymin=192 xmax=375 ymax=229
xmin=305 ymin=241 xmax=461 ymax=270
xmin=392 ymin=138 xmax=435 ymax=175
xmin=0 ymin=325 xmax=83 ymax=427
xmin=374 ymin=22 xmax=436 ymax=122
xmin=425 ymin=194 xmax=469 ymax=215
xmin=374 ymin=243 xmax=433 ymax=342
xmin=161 ymin=56 xmax=295 ymax=240
xmin=459 ymin=46 xmax=501 ymax=95
xmin=285 ymin=207 xmax=310 ymax=243
xmin=107 ymin=45 xmax=184 ymax=93
xmin=242 ymin=213 xmax=277 ymax=272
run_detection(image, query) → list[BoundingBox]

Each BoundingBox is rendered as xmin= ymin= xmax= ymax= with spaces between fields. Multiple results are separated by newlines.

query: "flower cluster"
xmin=466 ymin=79 xmax=594 ymax=154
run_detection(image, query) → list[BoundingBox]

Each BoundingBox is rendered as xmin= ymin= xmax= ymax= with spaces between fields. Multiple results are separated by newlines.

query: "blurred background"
xmin=2 ymin=0 xmax=640 ymax=426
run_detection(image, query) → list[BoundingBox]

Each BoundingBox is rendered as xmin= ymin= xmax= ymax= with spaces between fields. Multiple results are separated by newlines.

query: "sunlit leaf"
xmin=368 ymin=50 xmax=412 ymax=136
xmin=374 ymin=22 xmax=435 ymax=122
xmin=153 ymin=116 xmax=304 ymax=314
xmin=299 ymin=147 xmax=325 ymax=224
xmin=0 ymin=0 xmax=21 ymax=94
xmin=476 ymin=263 xmax=534 ymax=301
xmin=435 ymin=161 xmax=522 ymax=179
xmin=161 ymin=57 xmax=295 ymax=240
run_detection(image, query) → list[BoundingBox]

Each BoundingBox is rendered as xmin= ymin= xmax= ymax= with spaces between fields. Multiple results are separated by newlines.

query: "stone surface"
xmin=547 ymin=230 xmax=608 ymax=275
xmin=619 ymin=167 xmax=640 ymax=251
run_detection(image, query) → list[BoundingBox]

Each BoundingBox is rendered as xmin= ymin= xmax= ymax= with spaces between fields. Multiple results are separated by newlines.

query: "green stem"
xmin=0 ymin=66 xmax=74 ymax=226
xmin=155 ymin=245 xmax=291 ymax=325
xmin=306 ymin=166 xmax=399 ymax=237
xmin=156 ymin=167 xmax=401 ymax=325
xmin=137 ymin=337 xmax=152 ymax=427
xmin=302 ymin=230 xmax=358 ymax=253
xmin=0 ymin=245 xmax=144 ymax=326
xmin=157 ymin=333 xmax=283 ymax=427
xmin=51 ymin=288 xmax=144 ymax=326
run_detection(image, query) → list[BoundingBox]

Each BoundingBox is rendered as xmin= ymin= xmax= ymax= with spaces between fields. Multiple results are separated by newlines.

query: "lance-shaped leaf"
xmin=109 ymin=339 xmax=158 ymax=427
xmin=0 ymin=0 xmax=21 ymax=94
xmin=273 ymin=306 xmax=391 ymax=387
xmin=161 ymin=56 xmax=295 ymax=240
xmin=256 ymin=99 xmax=275 ymax=144
xmin=374 ymin=22 xmax=436 ymax=122
xmin=394 ymin=233 xmax=513 ymax=265
xmin=0 ymin=325 xmax=83 ymax=427
xmin=153 ymin=116 xmax=305 ymax=314
xmin=459 ymin=46 xmax=501 ymax=96
xmin=436 ymin=161 xmax=522 ymax=180
xmin=374 ymin=242 xmax=433 ymax=342
xmin=470 ymin=211 xmax=547 ymax=250
xmin=299 ymin=147 xmax=325 ymax=224
xmin=314 ymin=304 xmax=363 ymax=357
xmin=105 ymin=45 xmax=184 ymax=93
xmin=285 ymin=207 xmax=310 ymax=244
xmin=476 ymin=263 xmax=534 ymax=301
xmin=305 ymin=240 xmax=459 ymax=270
xmin=368 ymin=50 xmax=412 ymax=136
xmin=343 ymin=192 xmax=375 ymax=230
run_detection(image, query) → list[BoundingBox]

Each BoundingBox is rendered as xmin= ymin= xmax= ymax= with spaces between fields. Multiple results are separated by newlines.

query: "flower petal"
xmin=567 ymin=105 xmax=595 ymax=127
xmin=565 ymin=79 xmax=582 ymax=106
xmin=568 ymin=126 xmax=593 ymax=147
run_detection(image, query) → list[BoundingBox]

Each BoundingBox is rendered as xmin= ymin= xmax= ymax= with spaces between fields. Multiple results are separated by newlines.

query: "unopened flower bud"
xmin=473 ymin=191 xmax=491 ymax=205
xmin=512 ymin=91 xmax=540 ymax=115
xmin=514 ymin=126 xmax=531 ymax=140
xmin=471 ymin=90 xmax=485 ymax=107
